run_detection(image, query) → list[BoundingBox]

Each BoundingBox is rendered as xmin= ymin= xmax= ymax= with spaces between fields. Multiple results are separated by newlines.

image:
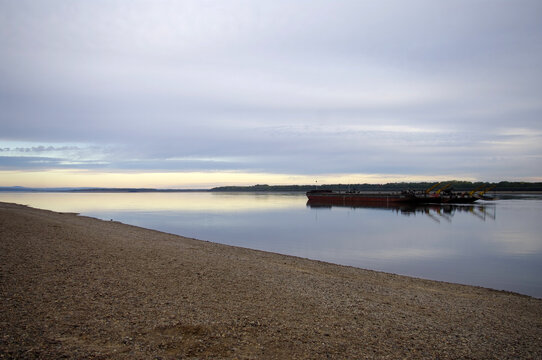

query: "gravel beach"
xmin=1 ymin=201 xmax=541 ymax=359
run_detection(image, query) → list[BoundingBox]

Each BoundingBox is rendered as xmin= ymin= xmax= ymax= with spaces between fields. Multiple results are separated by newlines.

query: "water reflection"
xmin=0 ymin=192 xmax=302 ymax=213
xmin=307 ymin=200 xmax=496 ymax=222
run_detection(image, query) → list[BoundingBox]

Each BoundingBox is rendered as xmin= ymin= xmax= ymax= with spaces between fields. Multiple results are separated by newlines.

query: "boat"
xmin=306 ymin=188 xmax=479 ymax=206
xmin=306 ymin=189 xmax=418 ymax=206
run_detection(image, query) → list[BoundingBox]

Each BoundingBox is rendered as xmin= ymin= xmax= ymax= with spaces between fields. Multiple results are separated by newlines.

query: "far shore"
xmin=1 ymin=201 xmax=541 ymax=358
xmin=2 ymin=180 xmax=542 ymax=194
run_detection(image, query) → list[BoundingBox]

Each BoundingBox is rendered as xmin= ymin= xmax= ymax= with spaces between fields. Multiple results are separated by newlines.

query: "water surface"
xmin=1 ymin=192 xmax=541 ymax=298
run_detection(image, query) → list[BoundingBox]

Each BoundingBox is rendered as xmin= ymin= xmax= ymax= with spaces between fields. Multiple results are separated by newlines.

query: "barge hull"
xmin=306 ymin=193 xmax=412 ymax=206
xmin=306 ymin=190 xmax=478 ymax=205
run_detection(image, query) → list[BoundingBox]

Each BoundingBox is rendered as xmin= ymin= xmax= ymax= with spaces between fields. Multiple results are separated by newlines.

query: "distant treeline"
xmin=0 ymin=187 xmax=202 ymax=193
xmin=210 ymin=181 xmax=542 ymax=192
xmin=66 ymin=188 xmax=200 ymax=193
xmin=2 ymin=181 xmax=541 ymax=193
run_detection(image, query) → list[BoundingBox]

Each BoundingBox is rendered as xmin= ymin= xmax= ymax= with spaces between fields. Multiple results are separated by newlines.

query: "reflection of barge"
xmin=306 ymin=200 xmax=495 ymax=222
xmin=306 ymin=189 xmax=479 ymax=206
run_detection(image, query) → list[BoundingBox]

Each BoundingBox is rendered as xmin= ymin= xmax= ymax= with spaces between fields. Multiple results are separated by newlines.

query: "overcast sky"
xmin=1 ymin=0 xmax=541 ymax=187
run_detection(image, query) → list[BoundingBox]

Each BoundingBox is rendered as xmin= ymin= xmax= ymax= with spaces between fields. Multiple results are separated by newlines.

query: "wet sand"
xmin=1 ymin=201 xmax=541 ymax=359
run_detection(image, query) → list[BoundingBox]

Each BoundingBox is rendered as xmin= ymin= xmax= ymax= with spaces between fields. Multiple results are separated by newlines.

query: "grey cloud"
xmin=1 ymin=1 xmax=541 ymax=181
xmin=0 ymin=146 xmax=80 ymax=153
xmin=0 ymin=156 xmax=107 ymax=170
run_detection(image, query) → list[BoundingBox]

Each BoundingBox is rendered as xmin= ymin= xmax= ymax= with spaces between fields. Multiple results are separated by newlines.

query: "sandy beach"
xmin=1 ymin=201 xmax=541 ymax=359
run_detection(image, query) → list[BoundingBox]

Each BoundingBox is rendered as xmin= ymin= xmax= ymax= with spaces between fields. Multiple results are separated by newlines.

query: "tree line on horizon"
xmin=2 ymin=181 xmax=541 ymax=193
xmin=210 ymin=181 xmax=542 ymax=192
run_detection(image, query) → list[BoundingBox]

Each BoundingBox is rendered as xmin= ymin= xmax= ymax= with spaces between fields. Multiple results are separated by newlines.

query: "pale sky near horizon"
xmin=1 ymin=1 xmax=541 ymax=188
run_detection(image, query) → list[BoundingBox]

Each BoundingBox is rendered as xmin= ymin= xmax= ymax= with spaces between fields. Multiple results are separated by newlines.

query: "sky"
xmin=1 ymin=0 xmax=541 ymax=188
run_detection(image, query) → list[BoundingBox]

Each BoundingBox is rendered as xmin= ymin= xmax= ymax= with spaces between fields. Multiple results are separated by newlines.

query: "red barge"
xmin=306 ymin=189 xmax=479 ymax=206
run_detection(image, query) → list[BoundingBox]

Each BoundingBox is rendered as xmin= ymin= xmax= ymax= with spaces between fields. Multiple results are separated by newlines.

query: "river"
xmin=1 ymin=191 xmax=541 ymax=298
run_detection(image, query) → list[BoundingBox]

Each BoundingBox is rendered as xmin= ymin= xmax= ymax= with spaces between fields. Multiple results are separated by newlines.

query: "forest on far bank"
xmin=211 ymin=181 xmax=542 ymax=192
xmin=2 ymin=181 xmax=541 ymax=193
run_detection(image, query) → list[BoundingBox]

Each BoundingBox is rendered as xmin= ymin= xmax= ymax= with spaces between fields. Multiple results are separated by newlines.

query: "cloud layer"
xmin=1 ymin=0 xmax=541 ymax=185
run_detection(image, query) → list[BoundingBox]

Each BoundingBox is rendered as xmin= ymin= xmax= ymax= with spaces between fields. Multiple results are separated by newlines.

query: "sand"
xmin=1 ymin=201 xmax=541 ymax=359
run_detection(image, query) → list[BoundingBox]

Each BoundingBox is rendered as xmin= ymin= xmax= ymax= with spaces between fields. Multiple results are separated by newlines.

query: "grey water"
xmin=1 ymin=192 xmax=541 ymax=298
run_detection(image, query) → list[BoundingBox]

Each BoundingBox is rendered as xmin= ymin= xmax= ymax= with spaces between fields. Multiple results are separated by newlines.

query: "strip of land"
xmin=1 ymin=201 xmax=541 ymax=359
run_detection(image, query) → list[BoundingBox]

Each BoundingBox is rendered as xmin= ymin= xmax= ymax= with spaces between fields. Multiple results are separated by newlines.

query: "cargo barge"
xmin=306 ymin=189 xmax=479 ymax=206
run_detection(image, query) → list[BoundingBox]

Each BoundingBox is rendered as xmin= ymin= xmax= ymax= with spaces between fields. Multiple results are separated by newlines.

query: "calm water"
xmin=2 ymin=192 xmax=541 ymax=298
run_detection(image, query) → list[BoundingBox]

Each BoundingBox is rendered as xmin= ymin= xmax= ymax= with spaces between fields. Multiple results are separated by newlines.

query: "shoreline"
xmin=1 ymin=201 xmax=541 ymax=358
xmin=2 ymin=188 xmax=542 ymax=195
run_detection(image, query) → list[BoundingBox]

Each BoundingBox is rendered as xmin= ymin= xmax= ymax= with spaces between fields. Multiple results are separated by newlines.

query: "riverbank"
xmin=1 ymin=201 xmax=541 ymax=359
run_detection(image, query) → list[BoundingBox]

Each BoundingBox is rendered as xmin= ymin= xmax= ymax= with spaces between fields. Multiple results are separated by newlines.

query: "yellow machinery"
xmin=469 ymin=185 xmax=486 ymax=196
xmin=435 ymin=183 xmax=452 ymax=195
xmin=479 ymin=185 xmax=495 ymax=195
xmin=425 ymin=182 xmax=441 ymax=194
